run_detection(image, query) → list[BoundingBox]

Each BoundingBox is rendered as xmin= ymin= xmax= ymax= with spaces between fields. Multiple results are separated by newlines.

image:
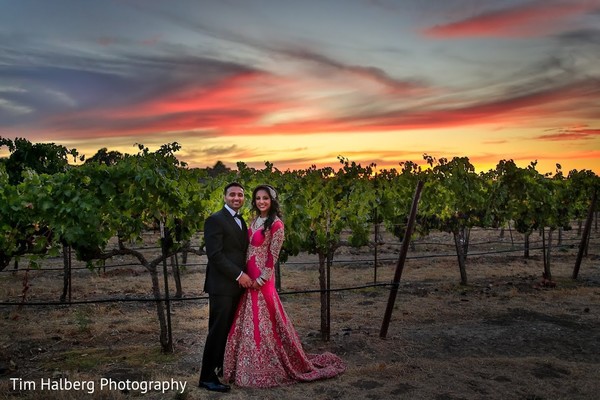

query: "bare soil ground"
xmin=1 ymin=226 xmax=599 ymax=400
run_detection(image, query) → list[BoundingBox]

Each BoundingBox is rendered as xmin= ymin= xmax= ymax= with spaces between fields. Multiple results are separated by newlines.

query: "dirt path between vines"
xmin=1 ymin=228 xmax=599 ymax=399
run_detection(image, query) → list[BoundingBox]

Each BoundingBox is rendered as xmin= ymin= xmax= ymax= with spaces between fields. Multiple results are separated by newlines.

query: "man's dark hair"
xmin=224 ymin=182 xmax=244 ymax=194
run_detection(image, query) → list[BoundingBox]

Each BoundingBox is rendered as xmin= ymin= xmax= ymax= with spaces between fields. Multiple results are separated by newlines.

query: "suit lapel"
xmin=239 ymin=215 xmax=247 ymax=232
xmin=221 ymin=208 xmax=246 ymax=246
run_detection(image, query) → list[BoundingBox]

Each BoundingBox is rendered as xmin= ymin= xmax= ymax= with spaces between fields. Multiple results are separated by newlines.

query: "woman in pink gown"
xmin=224 ymin=184 xmax=345 ymax=388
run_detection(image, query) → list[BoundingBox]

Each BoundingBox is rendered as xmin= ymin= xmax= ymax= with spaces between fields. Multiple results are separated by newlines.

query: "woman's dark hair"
xmin=251 ymin=184 xmax=282 ymax=235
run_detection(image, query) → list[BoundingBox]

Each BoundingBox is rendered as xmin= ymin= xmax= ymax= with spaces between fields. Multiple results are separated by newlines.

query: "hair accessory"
xmin=266 ymin=185 xmax=277 ymax=199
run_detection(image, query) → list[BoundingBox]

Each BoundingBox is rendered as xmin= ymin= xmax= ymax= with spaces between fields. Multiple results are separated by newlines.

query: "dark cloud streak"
xmin=555 ymin=28 xmax=600 ymax=45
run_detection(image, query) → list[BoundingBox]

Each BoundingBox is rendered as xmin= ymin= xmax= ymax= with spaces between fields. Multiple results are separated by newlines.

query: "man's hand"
xmin=238 ymin=272 xmax=253 ymax=288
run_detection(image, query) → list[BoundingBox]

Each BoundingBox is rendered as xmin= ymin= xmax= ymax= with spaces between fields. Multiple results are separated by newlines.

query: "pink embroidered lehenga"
xmin=224 ymin=217 xmax=345 ymax=388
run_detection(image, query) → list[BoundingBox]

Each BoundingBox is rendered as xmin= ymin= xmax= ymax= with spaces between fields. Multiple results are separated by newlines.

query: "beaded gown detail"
xmin=224 ymin=217 xmax=345 ymax=388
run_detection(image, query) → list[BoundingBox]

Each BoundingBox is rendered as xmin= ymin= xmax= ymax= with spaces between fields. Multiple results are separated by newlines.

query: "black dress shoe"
xmin=199 ymin=381 xmax=231 ymax=392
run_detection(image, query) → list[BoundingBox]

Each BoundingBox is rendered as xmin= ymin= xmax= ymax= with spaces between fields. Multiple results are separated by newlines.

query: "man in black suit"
xmin=199 ymin=182 xmax=253 ymax=392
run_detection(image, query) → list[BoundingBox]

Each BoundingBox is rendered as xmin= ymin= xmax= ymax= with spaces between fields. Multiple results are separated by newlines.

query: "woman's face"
xmin=254 ymin=189 xmax=271 ymax=216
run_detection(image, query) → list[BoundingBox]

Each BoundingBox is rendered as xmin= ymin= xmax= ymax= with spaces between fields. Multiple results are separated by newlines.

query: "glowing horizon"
xmin=1 ymin=0 xmax=599 ymax=175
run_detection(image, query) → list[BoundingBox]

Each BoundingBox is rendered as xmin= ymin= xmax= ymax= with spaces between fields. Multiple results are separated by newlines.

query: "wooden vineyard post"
xmin=380 ymin=180 xmax=424 ymax=339
xmin=573 ymin=190 xmax=597 ymax=279
xmin=159 ymin=221 xmax=174 ymax=353
xmin=374 ymin=215 xmax=379 ymax=284
xmin=326 ymin=251 xmax=332 ymax=342
xmin=60 ymin=244 xmax=72 ymax=303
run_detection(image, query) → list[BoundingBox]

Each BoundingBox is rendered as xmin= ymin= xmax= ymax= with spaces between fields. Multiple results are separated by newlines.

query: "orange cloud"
xmin=413 ymin=149 xmax=600 ymax=175
xmin=535 ymin=126 xmax=600 ymax=141
xmin=104 ymin=71 xmax=276 ymax=117
xmin=24 ymin=68 xmax=600 ymax=145
xmin=483 ymin=140 xmax=509 ymax=145
xmin=40 ymin=71 xmax=293 ymax=139
xmin=230 ymin=79 xmax=599 ymax=136
xmin=509 ymin=149 xmax=600 ymax=164
xmin=423 ymin=1 xmax=600 ymax=38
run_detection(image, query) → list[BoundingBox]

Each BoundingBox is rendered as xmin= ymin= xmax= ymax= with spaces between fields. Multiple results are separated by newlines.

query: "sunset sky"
xmin=1 ymin=0 xmax=599 ymax=174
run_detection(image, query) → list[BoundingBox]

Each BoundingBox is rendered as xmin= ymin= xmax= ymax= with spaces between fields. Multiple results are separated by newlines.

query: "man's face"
xmin=224 ymin=185 xmax=244 ymax=211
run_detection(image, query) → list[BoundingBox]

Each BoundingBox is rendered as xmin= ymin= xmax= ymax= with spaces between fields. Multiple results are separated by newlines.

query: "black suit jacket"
xmin=203 ymin=207 xmax=248 ymax=296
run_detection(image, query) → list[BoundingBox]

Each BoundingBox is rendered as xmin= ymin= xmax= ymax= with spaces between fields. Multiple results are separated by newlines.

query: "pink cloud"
xmin=39 ymin=71 xmax=296 ymax=139
xmin=535 ymin=126 xmax=600 ymax=141
xmin=19 ymin=67 xmax=600 ymax=149
xmin=423 ymin=1 xmax=600 ymax=38
xmin=142 ymin=36 xmax=161 ymax=46
xmin=97 ymin=37 xmax=117 ymax=46
xmin=229 ymin=79 xmax=599 ymax=136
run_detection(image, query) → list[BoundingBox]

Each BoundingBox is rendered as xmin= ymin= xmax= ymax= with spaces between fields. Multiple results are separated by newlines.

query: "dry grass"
xmin=1 ymin=227 xmax=599 ymax=399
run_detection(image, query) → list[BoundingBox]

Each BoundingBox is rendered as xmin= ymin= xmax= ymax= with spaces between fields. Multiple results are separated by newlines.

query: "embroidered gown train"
xmin=224 ymin=217 xmax=345 ymax=388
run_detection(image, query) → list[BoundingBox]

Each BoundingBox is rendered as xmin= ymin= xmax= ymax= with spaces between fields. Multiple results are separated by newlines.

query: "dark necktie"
xmin=233 ymin=213 xmax=243 ymax=229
